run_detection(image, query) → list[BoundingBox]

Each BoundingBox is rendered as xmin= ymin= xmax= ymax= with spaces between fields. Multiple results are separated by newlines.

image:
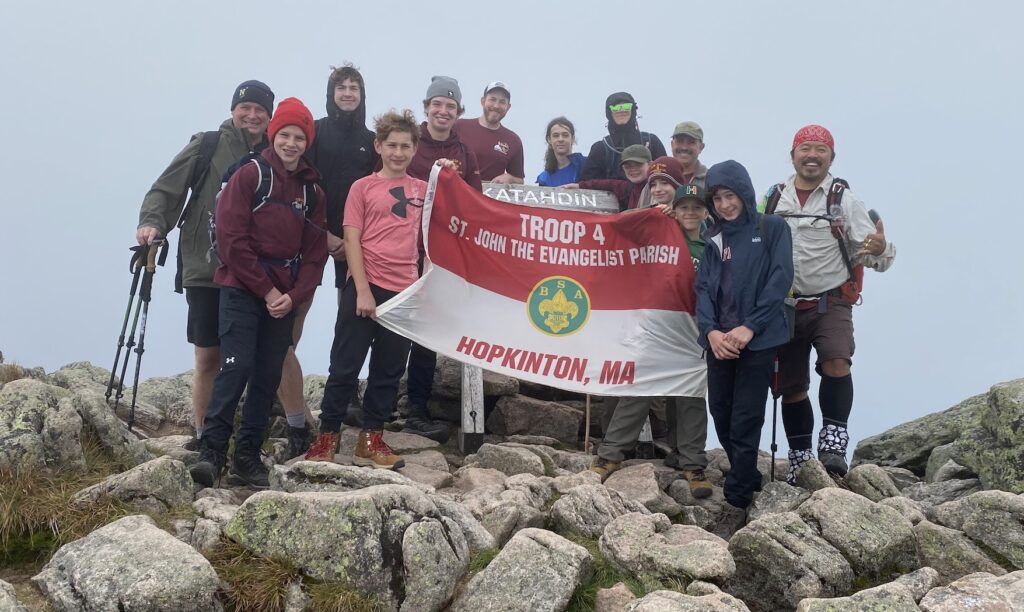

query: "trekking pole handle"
xmin=145 ymin=240 xmax=161 ymax=273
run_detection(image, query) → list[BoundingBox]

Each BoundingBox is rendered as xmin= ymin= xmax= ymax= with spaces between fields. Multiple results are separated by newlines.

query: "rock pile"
xmin=2 ymin=361 xmax=1024 ymax=611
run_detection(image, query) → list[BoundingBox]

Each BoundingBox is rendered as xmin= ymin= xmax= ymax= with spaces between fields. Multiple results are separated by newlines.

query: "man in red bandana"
xmin=759 ymin=124 xmax=895 ymax=483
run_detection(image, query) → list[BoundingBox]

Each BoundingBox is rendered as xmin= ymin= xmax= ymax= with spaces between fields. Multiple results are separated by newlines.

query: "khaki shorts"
xmin=777 ymin=300 xmax=855 ymax=395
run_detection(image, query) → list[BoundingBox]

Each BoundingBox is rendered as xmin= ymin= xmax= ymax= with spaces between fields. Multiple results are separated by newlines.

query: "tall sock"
xmin=286 ymin=413 xmax=306 ymax=428
xmin=781 ymin=398 xmax=814 ymax=451
xmin=819 ymin=374 xmax=853 ymax=428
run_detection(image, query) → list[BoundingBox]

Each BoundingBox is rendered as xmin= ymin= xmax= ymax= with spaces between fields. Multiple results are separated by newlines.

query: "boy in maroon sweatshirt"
xmin=190 ymin=97 xmax=327 ymax=488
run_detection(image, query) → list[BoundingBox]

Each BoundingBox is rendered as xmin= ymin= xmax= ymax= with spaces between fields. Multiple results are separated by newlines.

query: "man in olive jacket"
xmin=136 ymin=80 xmax=274 ymax=439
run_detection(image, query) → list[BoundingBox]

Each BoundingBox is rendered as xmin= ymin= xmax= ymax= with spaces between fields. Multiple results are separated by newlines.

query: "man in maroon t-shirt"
xmin=456 ymin=81 xmax=524 ymax=184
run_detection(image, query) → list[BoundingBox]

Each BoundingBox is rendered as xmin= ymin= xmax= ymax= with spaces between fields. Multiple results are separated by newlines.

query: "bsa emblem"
xmin=494 ymin=141 xmax=510 ymax=155
xmin=527 ymin=276 xmax=591 ymax=336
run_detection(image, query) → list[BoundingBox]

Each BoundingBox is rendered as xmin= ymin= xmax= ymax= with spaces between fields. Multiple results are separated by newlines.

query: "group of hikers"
xmin=134 ymin=65 xmax=895 ymax=526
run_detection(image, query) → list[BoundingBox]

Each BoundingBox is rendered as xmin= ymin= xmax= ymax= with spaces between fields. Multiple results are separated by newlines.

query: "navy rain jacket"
xmin=695 ymin=160 xmax=794 ymax=352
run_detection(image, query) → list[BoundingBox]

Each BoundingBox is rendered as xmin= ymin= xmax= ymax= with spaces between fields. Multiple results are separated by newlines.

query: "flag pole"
xmin=584 ymin=394 xmax=592 ymax=455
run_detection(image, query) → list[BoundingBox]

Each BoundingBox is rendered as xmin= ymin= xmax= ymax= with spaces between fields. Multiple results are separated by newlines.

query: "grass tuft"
xmin=563 ymin=534 xmax=688 ymax=612
xmin=0 ymin=363 xmax=27 ymax=385
xmin=0 ymin=427 xmax=136 ymax=568
xmin=306 ymin=582 xmax=389 ymax=612
xmin=205 ymin=541 xmax=300 ymax=611
xmin=466 ymin=547 xmax=500 ymax=573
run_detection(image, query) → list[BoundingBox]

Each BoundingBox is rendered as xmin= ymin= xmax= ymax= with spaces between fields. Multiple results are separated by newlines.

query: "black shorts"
xmin=777 ymin=301 xmax=855 ymax=395
xmin=185 ymin=286 xmax=220 ymax=347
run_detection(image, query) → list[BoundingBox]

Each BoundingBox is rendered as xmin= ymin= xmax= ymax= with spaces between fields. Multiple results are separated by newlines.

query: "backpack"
xmin=173 ymin=130 xmax=221 ymax=292
xmin=601 ymin=132 xmax=655 ymax=178
xmin=763 ymin=178 xmax=864 ymax=304
xmin=207 ymin=154 xmax=319 ymax=280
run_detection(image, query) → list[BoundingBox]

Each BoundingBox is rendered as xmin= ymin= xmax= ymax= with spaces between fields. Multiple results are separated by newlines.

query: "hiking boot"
xmin=712 ymin=503 xmax=748 ymax=540
xmin=287 ymin=425 xmax=310 ymax=460
xmin=227 ymin=448 xmax=270 ymax=489
xmin=818 ymin=424 xmax=850 ymax=477
xmin=184 ymin=436 xmax=199 ymax=451
xmin=787 ymin=449 xmax=815 ymax=485
xmin=590 ymin=457 xmax=621 ymax=482
xmin=818 ymin=451 xmax=849 ymax=477
xmin=189 ymin=446 xmax=226 ymax=487
xmin=304 ymin=431 xmax=341 ymax=462
xmin=663 ymin=450 xmax=682 ymax=469
xmin=681 ymin=468 xmax=713 ymax=499
xmin=402 ymin=415 xmax=451 ymax=444
xmin=353 ymin=430 xmax=405 ymax=470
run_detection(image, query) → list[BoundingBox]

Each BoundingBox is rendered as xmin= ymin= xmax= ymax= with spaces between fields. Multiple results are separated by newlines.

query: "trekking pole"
xmin=770 ymin=354 xmax=781 ymax=482
xmin=127 ymin=239 xmax=169 ymax=432
xmin=105 ymin=245 xmax=148 ymax=400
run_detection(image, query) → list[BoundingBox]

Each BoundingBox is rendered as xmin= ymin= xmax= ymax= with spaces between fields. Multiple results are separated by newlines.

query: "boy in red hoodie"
xmin=190 ymin=98 xmax=327 ymax=488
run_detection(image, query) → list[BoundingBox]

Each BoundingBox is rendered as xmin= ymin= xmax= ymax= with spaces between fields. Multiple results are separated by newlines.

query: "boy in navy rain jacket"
xmin=695 ymin=160 xmax=793 ymax=532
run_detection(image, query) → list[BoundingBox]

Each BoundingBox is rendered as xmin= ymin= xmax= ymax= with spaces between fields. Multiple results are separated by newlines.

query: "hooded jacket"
xmin=138 ymin=119 xmax=264 ymax=288
xmin=406 ymin=123 xmax=483 ymax=192
xmin=306 ymin=74 xmax=379 ymax=286
xmin=695 ymin=161 xmax=794 ymax=352
xmin=579 ymin=92 xmax=667 ymax=181
xmin=214 ymin=147 xmax=328 ymax=307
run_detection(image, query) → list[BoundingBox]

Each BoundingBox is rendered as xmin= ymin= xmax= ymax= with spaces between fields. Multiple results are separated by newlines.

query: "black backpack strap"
xmin=826 ymin=178 xmax=856 ymax=281
xmin=176 ymin=131 xmax=220 ymax=229
xmin=764 ymin=183 xmax=786 ymax=215
xmin=250 ymin=156 xmax=273 ymax=211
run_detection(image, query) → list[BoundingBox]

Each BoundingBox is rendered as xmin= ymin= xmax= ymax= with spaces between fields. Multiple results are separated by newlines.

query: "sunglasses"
xmin=609 ymin=102 xmax=634 ymax=112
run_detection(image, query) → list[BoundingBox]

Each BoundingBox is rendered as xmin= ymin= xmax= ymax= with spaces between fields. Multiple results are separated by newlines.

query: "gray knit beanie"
xmin=423 ymin=75 xmax=462 ymax=107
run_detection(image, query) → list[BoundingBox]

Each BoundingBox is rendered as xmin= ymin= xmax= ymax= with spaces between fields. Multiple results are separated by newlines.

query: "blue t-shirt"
xmin=536 ymin=153 xmax=586 ymax=187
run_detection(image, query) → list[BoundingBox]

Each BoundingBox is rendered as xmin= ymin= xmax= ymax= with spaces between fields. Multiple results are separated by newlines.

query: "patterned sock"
xmin=819 ymin=374 xmax=853 ymax=457
xmin=787 ymin=449 xmax=814 ymax=485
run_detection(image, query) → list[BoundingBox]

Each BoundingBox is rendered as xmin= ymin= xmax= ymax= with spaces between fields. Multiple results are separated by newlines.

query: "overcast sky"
xmin=2 ymin=1 xmax=1022 ymax=453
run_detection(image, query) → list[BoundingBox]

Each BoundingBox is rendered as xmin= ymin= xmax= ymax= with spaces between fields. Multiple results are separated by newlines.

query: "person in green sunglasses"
xmin=579 ymin=91 xmax=666 ymax=181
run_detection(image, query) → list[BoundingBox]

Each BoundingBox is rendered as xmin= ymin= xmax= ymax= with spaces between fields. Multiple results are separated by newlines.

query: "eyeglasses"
xmin=609 ymin=102 xmax=634 ymax=112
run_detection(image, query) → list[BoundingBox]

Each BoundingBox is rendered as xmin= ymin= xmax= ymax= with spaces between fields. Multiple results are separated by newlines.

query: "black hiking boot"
xmin=711 ymin=503 xmax=748 ymax=540
xmin=402 ymin=415 xmax=451 ymax=443
xmin=227 ymin=445 xmax=270 ymax=489
xmin=818 ymin=451 xmax=849 ymax=478
xmin=189 ymin=446 xmax=226 ymax=487
xmin=287 ymin=425 xmax=310 ymax=460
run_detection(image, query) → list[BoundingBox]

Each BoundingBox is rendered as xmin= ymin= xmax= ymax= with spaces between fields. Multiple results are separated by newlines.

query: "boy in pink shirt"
xmin=305 ymin=109 xmax=428 ymax=469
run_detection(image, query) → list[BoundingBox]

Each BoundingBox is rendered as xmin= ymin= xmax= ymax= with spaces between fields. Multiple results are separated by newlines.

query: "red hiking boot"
xmin=304 ymin=431 xmax=340 ymax=462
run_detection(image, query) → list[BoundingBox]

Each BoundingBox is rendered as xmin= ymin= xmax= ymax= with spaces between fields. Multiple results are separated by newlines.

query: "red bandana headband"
xmin=792 ymin=124 xmax=834 ymax=151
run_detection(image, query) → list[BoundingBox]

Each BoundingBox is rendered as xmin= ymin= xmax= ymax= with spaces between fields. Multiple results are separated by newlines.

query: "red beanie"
xmin=268 ymin=97 xmax=315 ymax=147
xmin=792 ymin=124 xmax=834 ymax=152
xmin=647 ymin=156 xmax=687 ymax=188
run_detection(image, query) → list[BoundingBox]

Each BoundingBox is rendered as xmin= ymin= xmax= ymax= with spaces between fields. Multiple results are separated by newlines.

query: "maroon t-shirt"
xmin=455 ymin=118 xmax=524 ymax=181
xmin=795 ymin=187 xmax=813 ymax=209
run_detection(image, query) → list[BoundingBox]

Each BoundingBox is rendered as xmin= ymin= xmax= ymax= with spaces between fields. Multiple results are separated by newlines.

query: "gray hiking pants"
xmin=599 ymin=396 xmax=708 ymax=469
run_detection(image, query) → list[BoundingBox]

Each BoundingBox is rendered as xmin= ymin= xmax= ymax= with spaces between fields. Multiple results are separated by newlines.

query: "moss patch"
xmin=563 ymin=534 xmax=686 ymax=612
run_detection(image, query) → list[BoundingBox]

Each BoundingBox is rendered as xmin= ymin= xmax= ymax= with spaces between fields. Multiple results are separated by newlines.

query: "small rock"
xmin=924 ymin=442 xmax=960 ymax=483
xmin=686 ymin=581 xmax=722 ymax=596
xmin=144 ymin=435 xmax=199 ymax=465
xmin=0 ymin=579 xmax=29 ymax=612
xmin=449 ymin=528 xmax=593 ymax=612
xmin=605 ymin=463 xmax=682 ymax=516
xmin=399 ymin=463 xmax=454 ymax=489
xmin=796 ymin=488 xmax=919 ymax=580
xmin=919 ymin=570 xmax=1024 ymax=611
xmin=403 ymin=450 xmax=450 ymax=473
xmin=452 ymin=466 xmax=508 ymax=492
xmin=270 ymin=460 xmax=431 ymax=493
xmin=795 ymin=582 xmax=919 ymax=612
xmin=933 ymin=490 xmax=1024 ymax=569
xmin=192 ymin=496 xmax=239 ymax=527
xmin=878 ymin=496 xmax=929 ymax=525
xmin=599 ymin=513 xmax=735 ymax=583
xmin=428 ymin=494 xmax=495 ymax=552
xmin=626 ymin=589 xmax=751 ymax=611
xmin=506 ymin=434 xmax=560 ymax=446
xmin=191 ymin=518 xmax=223 ymax=553
xmin=552 ymin=470 xmax=601 ymax=493
xmin=726 ymin=512 xmax=853 ymax=612
xmin=845 ymin=463 xmax=901 ymax=501
xmin=472 ymin=443 xmax=546 ymax=476
xmin=595 ymin=582 xmax=636 ymax=612
xmin=0 ymin=379 xmax=82 ymax=473
xmin=550 ymin=484 xmax=648 ymax=538
xmin=892 ymin=567 xmax=941 ymax=602
xmin=621 ymin=458 xmax=680 ymax=491
xmin=487 ymin=394 xmax=582 ymax=444
xmin=284 ymin=581 xmax=311 ymax=612
xmin=882 ymin=466 xmax=922 ymax=491
xmin=914 ymin=520 xmax=1005 ymax=584
xmin=32 ymin=515 xmax=221 ymax=611
xmin=932 ymin=459 xmax=977 ymax=483
xmin=748 ymin=481 xmax=810 ymax=521
xmin=401 ymin=517 xmax=470 ymax=612
xmin=71 ymin=455 xmax=193 ymax=513
xmin=794 ymin=459 xmax=837 ymax=491
xmin=904 ymin=478 xmax=983 ymax=506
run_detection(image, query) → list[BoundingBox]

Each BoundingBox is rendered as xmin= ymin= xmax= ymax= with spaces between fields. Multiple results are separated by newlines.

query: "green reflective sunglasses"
xmin=609 ymin=102 xmax=634 ymax=112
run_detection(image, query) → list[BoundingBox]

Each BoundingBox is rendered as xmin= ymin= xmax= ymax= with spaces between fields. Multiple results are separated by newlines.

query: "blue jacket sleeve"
xmin=742 ymin=217 xmax=794 ymax=335
xmin=695 ymin=244 xmax=720 ymax=349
